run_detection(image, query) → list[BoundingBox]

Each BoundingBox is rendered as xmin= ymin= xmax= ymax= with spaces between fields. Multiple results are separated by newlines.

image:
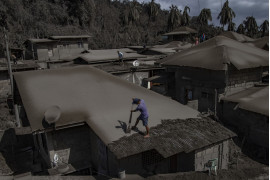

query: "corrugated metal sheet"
xmin=108 ymin=118 xmax=236 ymax=159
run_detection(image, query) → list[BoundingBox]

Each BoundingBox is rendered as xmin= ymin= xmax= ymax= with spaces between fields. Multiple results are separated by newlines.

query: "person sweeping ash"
xmin=131 ymin=98 xmax=150 ymax=138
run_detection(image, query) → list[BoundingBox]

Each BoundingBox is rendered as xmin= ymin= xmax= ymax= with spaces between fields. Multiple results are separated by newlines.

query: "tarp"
xmin=221 ymin=86 xmax=269 ymax=116
xmin=14 ymin=66 xmax=199 ymax=145
xmin=162 ymin=36 xmax=269 ymax=70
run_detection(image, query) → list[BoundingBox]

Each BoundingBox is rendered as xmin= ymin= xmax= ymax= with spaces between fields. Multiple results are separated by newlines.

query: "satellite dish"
xmin=132 ymin=60 xmax=140 ymax=67
xmin=44 ymin=105 xmax=61 ymax=124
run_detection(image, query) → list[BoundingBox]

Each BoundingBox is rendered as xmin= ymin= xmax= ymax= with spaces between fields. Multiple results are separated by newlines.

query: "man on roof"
xmin=131 ymin=98 xmax=150 ymax=138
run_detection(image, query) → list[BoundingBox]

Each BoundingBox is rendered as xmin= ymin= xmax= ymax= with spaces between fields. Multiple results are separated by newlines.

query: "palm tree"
xmin=217 ymin=0 xmax=236 ymax=28
xmin=167 ymin=5 xmax=182 ymax=31
xmin=128 ymin=0 xmax=141 ymax=25
xmin=182 ymin=6 xmax=190 ymax=26
xmin=147 ymin=0 xmax=160 ymax=21
xmin=236 ymin=23 xmax=245 ymax=34
xmin=244 ymin=16 xmax=258 ymax=37
xmin=228 ymin=21 xmax=236 ymax=31
xmin=260 ymin=20 xmax=269 ymax=37
xmin=197 ymin=8 xmax=212 ymax=26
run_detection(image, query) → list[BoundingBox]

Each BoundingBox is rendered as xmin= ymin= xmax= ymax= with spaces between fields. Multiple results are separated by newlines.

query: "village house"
xmin=220 ymin=31 xmax=255 ymax=43
xmin=6 ymin=66 xmax=236 ymax=177
xmin=24 ymin=35 xmax=91 ymax=61
xmin=162 ymin=36 xmax=269 ymax=114
xmin=162 ymin=26 xmax=197 ymax=43
xmin=219 ymin=85 xmax=269 ymax=162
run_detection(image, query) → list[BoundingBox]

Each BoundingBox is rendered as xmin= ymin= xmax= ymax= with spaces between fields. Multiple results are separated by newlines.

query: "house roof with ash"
xmin=221 ymin=86 xmax=269 ymax=116
xmin=220 ymin=31 xmax=255 ymax=42
xmin=13 ymin=66 xmax=199 ymax=145
xmin=77 ymin=48 xmax=146 ymax=63
xmin=0 ymin=60 xmax=39 ymax=71
xmin=162 ymin=36 xmax=269 ymax=70
xmin=27 ymin=39 xmax=56 ymax=43
xmin=163 ymin=27 xmax=197 ymax=36
xmin=245 ymin=36 xmax=269 ymax=50
xmin=49 ymin=35 xmax=91 ymax=40
xmin=108 ymin=118 xmax=236 ymax=159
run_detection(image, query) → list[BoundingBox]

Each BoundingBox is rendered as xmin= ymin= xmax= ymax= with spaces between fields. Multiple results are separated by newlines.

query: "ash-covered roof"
xmin=245 ymin=36 xmax=269 ymax=50
xmin=77 ymin=49 xmax=146 ymax=63
xmin=221 ymin=86 xmax=269 ymax=116
xmin=27 ymin=39 xmax=56 ymax=43
xmin=220 ymin=31 xmax=255 ymax=42
xmin=49 ymin=35 xmax=91 ymax=39
xmin=163 ymin=27 xmax=197 ymax=36
xmin=13 ymin=66 xmax=199 ymax=145
xmin=108 ymin=118 xmax=236 ymax=159
xmin=162 ymin=36 xmax=269 ymax=70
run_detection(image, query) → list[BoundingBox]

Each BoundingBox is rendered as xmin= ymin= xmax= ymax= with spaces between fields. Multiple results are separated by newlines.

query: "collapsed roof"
xmin=163 ymin=27 xmax=197 ymax=36
xmin=245 ymin=36 xmax=269 ymax=50
xmin=220 ymin=31 xmax=254 ymax=42
xmin=14 ymin=66 xmax=199 ymax=145
xmin=108 ymin=118 xmax=236 ymax=159
xmin=221 ymin=86 xmax=269 ymax=116
xmin=162 ymin=36 xmax=269 ymax=70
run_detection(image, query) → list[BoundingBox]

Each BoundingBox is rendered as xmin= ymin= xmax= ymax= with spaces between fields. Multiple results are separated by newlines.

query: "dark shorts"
xmin=137 ymin=115 xmax=148 ymax=126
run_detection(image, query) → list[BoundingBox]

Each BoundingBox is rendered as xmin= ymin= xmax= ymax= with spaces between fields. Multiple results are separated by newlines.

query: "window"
xmin=142 ymin=150 xmax=164 ymax=166
xmin=78 ymin=42 xmax=82 ymax=48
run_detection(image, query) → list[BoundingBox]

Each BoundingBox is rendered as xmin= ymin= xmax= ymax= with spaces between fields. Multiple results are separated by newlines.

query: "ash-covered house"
xmin=24 ymin=35 xmax=91 ymax=61
xmin=220 ymin=31 xmax=255 ymax=43
xmin=12 ymin=66 xmax=235 ymax=176
xmin=219 ymin=86 xmax=269 ymax=162
xmin=162 ymin=26 xmax=197 ymax=43
xmin=162 ymin=36 xmax=269 ymax=113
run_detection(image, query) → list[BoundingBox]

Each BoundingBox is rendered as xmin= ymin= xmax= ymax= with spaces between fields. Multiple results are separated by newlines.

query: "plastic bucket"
xmin=118 ymin=170 xmax=126 ymax=179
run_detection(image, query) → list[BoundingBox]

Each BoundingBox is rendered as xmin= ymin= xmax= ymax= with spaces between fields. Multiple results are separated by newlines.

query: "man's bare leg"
xmin=144 ymin=125 xmax=150 ymax=138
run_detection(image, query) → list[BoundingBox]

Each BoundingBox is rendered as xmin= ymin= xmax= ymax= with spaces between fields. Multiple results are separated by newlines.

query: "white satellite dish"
xmin=44 ymin=105 xmax=61 ymax=124
xmin=132 ymin=60 xmax=140 ymax=67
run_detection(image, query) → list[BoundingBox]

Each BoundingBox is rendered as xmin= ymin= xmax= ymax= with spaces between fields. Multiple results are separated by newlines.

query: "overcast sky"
xmin=136 ymin=0 xmax=269 ymax=27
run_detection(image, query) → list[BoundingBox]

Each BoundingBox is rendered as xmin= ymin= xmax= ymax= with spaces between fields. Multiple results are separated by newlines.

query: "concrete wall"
xmin=219 ymin=101 xmax=269 ymax=148
xmin=166 ymin=65 xmax=264 ymax=113
xmin=195 ymin=140 xmax=230 ymax=171
xmin=166 ymin=66 xmax=226 ymax=112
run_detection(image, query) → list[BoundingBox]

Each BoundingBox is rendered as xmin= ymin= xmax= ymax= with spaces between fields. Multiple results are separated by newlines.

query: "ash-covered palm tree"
xmin=260 ymin=20 xmax=269 ymax=37
xmin=236 ymin=23 xmax=245 ymax=34
xmin=244 ymin=16 xmax=258 ymax=37
xmin=197 ymin=8 xmax=212 ymax=26
xmin=182 ymin=6 xmax=190 ymax=26
xmin=147 ymin=0 xmax=160 ymax=21
xmin=0 ymin=11 xmax=8 ymax=30
xmin=228 ymin=21 xmax=236 ymax=31
xmin=167 ymin=5 xmax=182 ymax=31
xmin=217 ymin=0 xmax=236 ymax=28
xmin=128 ymin=0 xmax=141 ymax=25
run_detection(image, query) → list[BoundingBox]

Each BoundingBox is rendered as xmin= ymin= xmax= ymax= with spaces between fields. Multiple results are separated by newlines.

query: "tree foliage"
xmin=244 ymin=16 xmax=258 ymax=38
xmin=260 ymin=20 xmax=269 ymax=37
xmin=182 ymin=6 xmax=190 ymax=26
xmin=197 ymin=8 xmax=212 ymax=26
xmin=236 ymin=23 xmax=245 ymax=34
xmin=217 ymin=0 xmax=236 ymax=28
xmin=167 ymin=5 xmax=182 ymax=31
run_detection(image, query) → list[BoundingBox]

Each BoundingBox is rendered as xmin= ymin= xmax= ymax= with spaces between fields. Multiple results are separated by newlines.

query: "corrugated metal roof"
xmin=162 ymin=36 xmax=269 ymax=70
xmin=108 ymin=118 xmax=236 ymax=159
xmin=221 ymin=86 xmax=269 ymax=116
xmin=49 ymin=35 xmax=91 ymax=39
xmin=13 ymin=66 xmax=199 ymax=145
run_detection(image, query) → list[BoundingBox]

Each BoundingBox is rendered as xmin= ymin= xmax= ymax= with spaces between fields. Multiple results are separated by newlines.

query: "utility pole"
xmin=4 ymin=27 xmax=13 ymax=96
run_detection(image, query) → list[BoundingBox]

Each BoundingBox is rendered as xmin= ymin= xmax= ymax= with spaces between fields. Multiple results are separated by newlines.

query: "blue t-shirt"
xmin=135 ymin=99 xmax=149 ymax=118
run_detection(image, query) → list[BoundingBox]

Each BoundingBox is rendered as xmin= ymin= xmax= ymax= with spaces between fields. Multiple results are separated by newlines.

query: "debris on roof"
xmin=221 ymin=86 xmax=269 ymax=116
xmin=162 ymin=36 xmax=269 ymax=70
xmin=13 ymin=66 xmax=199 ymax=144
xmin=108 ymin=118 xmax=236 ymax=159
